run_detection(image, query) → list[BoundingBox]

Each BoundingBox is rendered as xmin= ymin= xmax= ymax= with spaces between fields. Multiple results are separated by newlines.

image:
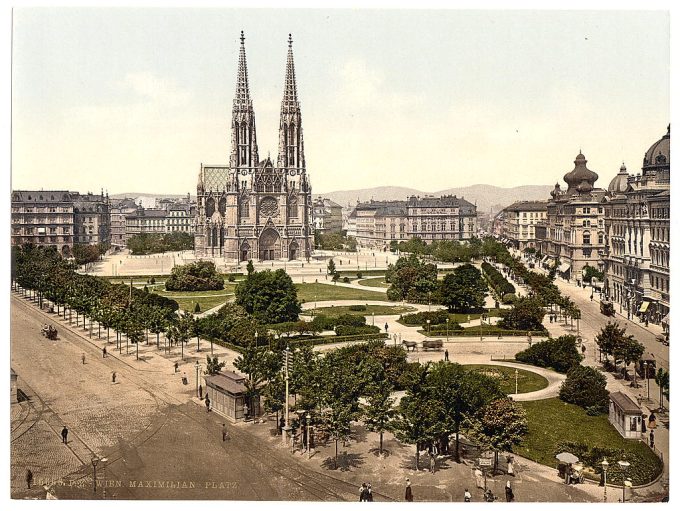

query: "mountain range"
xmin=112 ymin=184 xmax=554 ymax=214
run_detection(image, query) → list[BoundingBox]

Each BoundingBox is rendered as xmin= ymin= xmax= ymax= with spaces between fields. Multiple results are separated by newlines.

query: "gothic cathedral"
xmin=194 ymin=32 xmax=312 ymax=262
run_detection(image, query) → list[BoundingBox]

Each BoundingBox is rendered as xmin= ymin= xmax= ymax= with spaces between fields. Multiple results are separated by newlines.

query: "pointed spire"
xmin=234 ymin=30 xmax=252 ymax=111
xmin=278 ymin=33 xmax=305 ymax=169
xmin=281 ymin=33 xmax=299 ymax=111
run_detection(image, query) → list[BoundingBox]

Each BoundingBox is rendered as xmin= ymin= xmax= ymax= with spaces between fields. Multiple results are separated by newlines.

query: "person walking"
xmin=464 ymin=489 xmax=472 ymax=502
xmin=507 ymin=455 xmax=515 ymax=476
xmin=359 ymin=482 xmax=368 ymax=502
xmin=649 ymin=412 xmax=657 ymax=429
xmin=650 ymin=429 xmax=655 ymax=449
xmin=81 ymin=353 xmax=86 ymax=365
xmin=367 ymin=483 xmax=373 ymax=502
xmin=111 ymin=371 xmax=117 ymax=383
xmin=174 ymin=362 xmax=179 ymax=373
xmin=444 ymin=349 xmax=449 ymax=362
xmin=404 ymin=479 xmax=413 ymax=502
xmin=222 ymin=423 xmax=228 ymax=441
xmin=205 ymin=396 xmax=211 ymax=412
xmin=199 ymin=384 xmax=203 ymax=400
xmin=102 ymin=346 xmax=107 ymax=358
xmin=26 ymin=468 xmax=33 ymax=489
xmin=384 ymin=323 xmax=389 ymax=333
xmin=61 ymin=426 xmax=68 ymax=444
xmin=505 ymin=481 xmax=514 ymax=502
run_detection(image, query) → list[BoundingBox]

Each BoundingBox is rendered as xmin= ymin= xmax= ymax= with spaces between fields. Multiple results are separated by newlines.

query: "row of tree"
xmin=127 ymin=232 xmax=194 ymax=255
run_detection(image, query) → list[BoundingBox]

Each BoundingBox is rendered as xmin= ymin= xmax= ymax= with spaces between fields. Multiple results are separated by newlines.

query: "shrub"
xmin=502 ymin=293 xmax=517 ymax=304
xmin=515 ymin=335 xmax=582 ymax=373
xmin=227 ymin=274 xmax=236 ymax=282
xmin=400 ymin=310 xmax=450 ymax=326
xmin=194 ymin=302 xmax=201 ymax=313
xmin=348 ymin=304 xmax=367 ymax=312
xmin=481 ymin=261 xmax=516 ymax=297
xmin=343 ymin=276 xmax=350 ymax=283
xmin=499 ymin=297 xmax=545 ymax=331
xmin=357 ymin=272 xmax=363 ymax=279
xmin=335 ymin=324 xmax=381 ymax=336
xmin=559 ymin=365 xmax=609 ymax=413
xmin=165 ymin=261 xmax=224 ymax=292
xmin=150 ymin=277 xmax=156 ymax=284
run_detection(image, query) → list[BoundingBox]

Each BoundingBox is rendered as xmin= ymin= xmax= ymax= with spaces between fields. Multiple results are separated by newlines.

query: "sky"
xmin=11 ymin=7 xmax=671 ymax=196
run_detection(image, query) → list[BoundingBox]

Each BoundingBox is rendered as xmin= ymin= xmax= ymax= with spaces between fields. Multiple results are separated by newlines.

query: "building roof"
xmin=11 ymin=190 xmax=76 ymax=203
xmin=642 ymin=125 xmax=670 ymax=171
xmin=503 ymin=200 xmax=548 ymax=212
xmin=125 ymin=208 xmax=167 ymax=219
xmin=563 ymin=152 xmax=598 ymax=195
xmin=609 ymin=391 xmax=642 ymax=414
xmin=204 ymin=370 xmax=248 ymax=395
xmin=314 ymin=197 xmax=343 ymax=209
xmin=407 ymin=194 xmax=475 ymax=210
xmin=607 ymin=163 xmax=630 ymax=195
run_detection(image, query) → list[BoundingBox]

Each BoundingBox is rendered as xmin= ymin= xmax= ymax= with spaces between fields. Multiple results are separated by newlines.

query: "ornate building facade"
xmin=194 ymin=33 xmax=312 ymax=261
xmin=601 ymin=126 xmax=670 ymax=324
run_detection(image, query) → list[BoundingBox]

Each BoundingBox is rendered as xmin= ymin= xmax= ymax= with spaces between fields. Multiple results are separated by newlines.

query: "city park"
xmin=11 ymin=236 xmax=667 ymax=501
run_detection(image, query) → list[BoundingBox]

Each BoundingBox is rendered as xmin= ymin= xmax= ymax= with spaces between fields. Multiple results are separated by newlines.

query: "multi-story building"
xmin=110 ymin=198 xmax=139 ymax=248
xmin=353 ymin=200 xmax=408 ymax=249
xmin=166 ymin=203 xmax=195 ymax=235
xmin=194 ymin=33 xmax=312 ymax=261
xmin=406 ymin=195 xmax=477 ymax=243
xmin=601 ymin=126 xmax=670 ymax=324
xmin=312 ymin=197 xmax=343 ymax=234
xmin=125 ymin=208 xmax=168 ymax=238
xmin=11 ymin=190 xmax=110 ymax=256
xmin=539 ymin=152 xmax=606 ymax=279
xmin=499 ymin=201 xmax=548 ymax=250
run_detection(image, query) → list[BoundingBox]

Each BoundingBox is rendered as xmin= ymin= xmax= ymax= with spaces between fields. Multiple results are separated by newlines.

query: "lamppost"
xmin=426 ymin=319 xmax=431 ymax=334
xmin=393 ymin=333 xmax=397 ymax=346
xmin=91 ymin=456 xmax=100 ymax=494
xmin=643 ymin=361 xmax=650 ymax=400
xmin=618 ymin=460 xmax=630 ymax=502
xmin=601 ymin=458 xmax=609 ymax=502
xmin=101 ymin=457 xmax=108 ymax=499
xmin=254 ymin=330 xmax=258 ymax=348
xmin=314 ymin=295 xmax=317 ymax=316
xmin=306 ymin=412 xmax=312 ymax=459
xmin=446 ymin=318 xmax=449 ymax=343
xmin=515 ymin=369 xmax=519 ymax=395
xmin=195 ymin=361 xmax=201 ymax=398
xmin=480 ymin=315 xmax=483 ymax=341
xmin=372 ymin=312 xmax=375 ymax=326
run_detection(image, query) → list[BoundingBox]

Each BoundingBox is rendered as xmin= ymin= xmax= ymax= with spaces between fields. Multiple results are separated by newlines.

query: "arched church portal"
xmin=259 ymin=228 xmax=280 ymax=261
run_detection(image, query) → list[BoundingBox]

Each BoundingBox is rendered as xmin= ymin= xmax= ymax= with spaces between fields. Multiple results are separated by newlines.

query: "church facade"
xmin=194 ymin=32 xmax=312 ymax=261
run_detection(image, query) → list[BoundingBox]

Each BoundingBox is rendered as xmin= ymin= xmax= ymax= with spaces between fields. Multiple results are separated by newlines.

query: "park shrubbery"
xmin=559 ymin=365 xmax=609 ymax=414
xmin=127 ymin=232 xmax=194 ymax=255
xmin=348 ymin=304 xmax=367 ymax=311
xmin=515 ymin=335 xmax=582 ymax=373
xmin=400 ymin=310 xmax=450 ymax=326
xmin=165 ymin=260 xmax=224 ymax=291
xmin=235 ymin=267 xmax=301 ymax=324
xmin=499 ymin=297 xmax=546 ymax=331
xmin=311 ymin=313 xmax=367 ymax=331
xmin=481 ymin=261 xmax=516 ymax=298
xmin=335 ymin=324 xmax=381 ymax=336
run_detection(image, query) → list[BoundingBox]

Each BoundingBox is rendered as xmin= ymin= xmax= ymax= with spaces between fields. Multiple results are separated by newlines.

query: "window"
xmin=583 ymin=231 xmax=591 ymax=244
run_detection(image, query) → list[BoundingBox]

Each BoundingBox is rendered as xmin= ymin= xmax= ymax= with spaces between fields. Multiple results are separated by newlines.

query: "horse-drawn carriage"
xmin=422 ymin=339 xmax=443 ymax=351
xmin=41 ymin=324 xmax=57 ymax=340
xmin=402 ymin=339 xmax=418 ymax=352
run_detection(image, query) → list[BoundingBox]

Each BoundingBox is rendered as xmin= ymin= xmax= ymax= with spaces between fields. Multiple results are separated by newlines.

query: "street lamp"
xmin=372 ymin=312 xmax=375 ymax=326
xmin=100 ymin=457 xmax=108 ymax=499
xmin=515 ymin=369 xmax=519 ymax=395
xmin=601 ymin=458 xmax=609 ymax=502
xmin=195 ymin=361 xmax=201 ymax=398
xmin=426 ymin=319 xmax=431 ymax=334
xmin=618 ymin=460 xmax=630 ymax=502
xmin=446 ymin=318 xmax=449 ymax=343
xmin=393 ymin=333 xmax=397 ymax=346
xmin=643 ymin=361 xmax=650 ymax=400
xmin=91 ymin=456 xmax=100 ymax=494
xmin=306 ymin=412 xmax=312 ymax=459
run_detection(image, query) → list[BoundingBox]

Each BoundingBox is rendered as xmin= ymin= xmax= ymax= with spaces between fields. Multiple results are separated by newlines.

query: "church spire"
xmin=230 ymin=31 xmax=259 ymax=168
xmin=278 ymin=33 xmax=305 ymax=170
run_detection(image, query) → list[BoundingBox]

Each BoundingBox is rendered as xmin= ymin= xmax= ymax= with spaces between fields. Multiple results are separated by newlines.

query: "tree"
xmin=233 ymin=341 xmax=282 ymax=417
xmin=205 ymin=355 xmax=226 ymax=375
xmin=595 ymin=322 xmax=633 ymax=368
xmin=235 ymin=268 xmax=301 ymax=323
xmin=655 ymin=368 xmax=669 ymax=410
xmin=165 ymin=261 xmax=224 ymax=292
xmin=362 ymin=378 xmax=397 ymax=455
xmin=515 ymin=335 xmax=582 ymax=373
xmin=613 ymin=337 xmax=645 ymax=386
xmin=499 ymin=297 xmax=545 ymax=331
xmin=246 ymin=259 xmax=255 ymax=275
xmin=559 ymin=365 xmax=609 ymax=414
xmin=385 ymin=254 xmax=438 ymax=302
xmin=440 ymin=263 xmax=488 ymax=313
xmin=327 ymin=258 xmax=336 ymax=276
xmin=466 ymin=398 xmax=528 ymax=473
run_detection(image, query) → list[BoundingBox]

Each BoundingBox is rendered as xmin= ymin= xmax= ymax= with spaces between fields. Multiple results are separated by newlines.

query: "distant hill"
xmin=314 ymin=184 xmax=553 ymax=213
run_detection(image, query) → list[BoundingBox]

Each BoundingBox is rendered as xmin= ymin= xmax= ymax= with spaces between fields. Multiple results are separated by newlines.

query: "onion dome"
xmin=642 ymin=124 xmax=670 ymax=172
xmin=550 ymin=182 xmax=562 ymax=199
xmin=563 ymin=152 xmax=598 ymax=195
xmin=607 ymin=163 xmax=629 ymax=195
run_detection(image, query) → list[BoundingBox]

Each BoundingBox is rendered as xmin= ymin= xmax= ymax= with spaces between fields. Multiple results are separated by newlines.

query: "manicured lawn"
xmin=171 ymin=294 xmax=232 ymax=312
xmin=516 ymin=398 xmax=663 ymax=485
xmin=295 ymin=283 xmax=387 ymax=302
xmin=357 ymin=277 xmax=390 ymax=288
xmin=447 ymin=308 xmax=504 ymax=323
xmin=302 ymin=304 xmax=416 ymax=317
xmin=154 ymin=284 xmax=237 ymax=297
xmin=463 ymin=364 xmax=549 ymax=394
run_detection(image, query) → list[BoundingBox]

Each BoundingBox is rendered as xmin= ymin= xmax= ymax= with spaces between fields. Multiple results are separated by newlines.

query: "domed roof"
xmin=564 ymin=152 xmax=598 ymax=195
xmin=550 ymin=182 xmax=562 ymax=199
xmin=643 ymin=125 xmax=670 ymax=171
xmin=608 ymin=163 xmax=630 ymax=195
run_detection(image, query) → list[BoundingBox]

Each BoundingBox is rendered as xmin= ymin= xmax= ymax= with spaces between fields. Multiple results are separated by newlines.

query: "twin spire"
xmin=231 ymin=31 xmax=304 ymax=170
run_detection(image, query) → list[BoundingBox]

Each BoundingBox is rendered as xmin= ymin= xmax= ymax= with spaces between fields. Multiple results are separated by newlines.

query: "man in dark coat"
xmin=61 ymin=426 xmax=68 ymax=444
xmin=405 ymin=479 xmax=413 ymax=502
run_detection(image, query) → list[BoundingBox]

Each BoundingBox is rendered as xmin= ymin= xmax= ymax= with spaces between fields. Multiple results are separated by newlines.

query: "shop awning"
xmin=558 ymin=263 xmax=571 ymax=273
xmin=639 ymin=301 xmax=650 ymax=313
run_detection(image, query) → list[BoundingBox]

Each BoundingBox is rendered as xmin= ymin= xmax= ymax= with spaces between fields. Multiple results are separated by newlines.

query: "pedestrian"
xmin=182 ymin=372 xmax=188 ymax=385
xmin=199 ymin=384 xmax=203 ymax=400
xmin=649 ymin=412 xmax=657 ymax=429
xmin=650 ymin=429 xmax=655 ymax=449
xmin=474 ymin=468 xmax=484 ymax=489
xmin=505 ymin=481 xmax=514 ymax=502
xmin=174 ymin=362 xmax=179 ymax=373
xmin=507 ymin=455 xmax=515 ymax=476
xmin=549 ymin=315 xmax=553 ymax=323
xmin=444 ymin=349 xmax=449 ymax=362
xmin=359 ymin=482 xmax=368 ymax=502
xmin=384 ymin=323 xmax=389 ymax=333
xmin=464 ymin=489 xmax=472 ymax=502
xmin=26 ymin=468 xmax=33 ymax=489
xmin=222 ymin=423 xmax=228 ymax=441
xmin=367 ymin=483 xmax=373 ymax=501
xmin=111 ymin=371 xmax=116 ymax=383
xmin=81 ymin=353 xmax=85 ymax=365
xmin=404 ymin=479 xmax=413 ymax=502
xmin=581 ymin=344 xmax=586 ymax=355
xmin=205 ymin=396 xmax=211 ymax=412
xmin=244 ymin=403 xmax=249 ymax=421
xmin=430 ymin=451 xmax=436 ymax=473
xmin=61 ymin=426 xmax=68 ymax=444
xmin=102 ymin=346 xmax=107 ymax=358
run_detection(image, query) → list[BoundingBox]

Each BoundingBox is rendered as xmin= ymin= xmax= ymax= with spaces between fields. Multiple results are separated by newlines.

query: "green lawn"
xmin=446 ymin=308 xmax=504 ymax=323
xmin=357 ymin=277 xmax=390 ymax=288
xmin=296 ymin=283 xmax=388 ymax=303
xmin=154 ymin=284 xmax=237 ymax=297
xmin=302 ymin=304 xmax=416 ymax=317
xmin=516 ymin=398 xmax=663 ymax=485
xmin=172 ymin=294 xmax=232 ymax=313
xmin=463 ymin=364 xmax=549 ymax=394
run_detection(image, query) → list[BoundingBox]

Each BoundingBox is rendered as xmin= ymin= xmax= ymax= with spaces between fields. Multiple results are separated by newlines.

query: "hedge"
xmin=481 ymin=262 xmax=516 ymax=300
xmin=419 ymin=325 xmax=547 ymax=337
xmin=400 ymin=310 xmax=450 ymax=326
